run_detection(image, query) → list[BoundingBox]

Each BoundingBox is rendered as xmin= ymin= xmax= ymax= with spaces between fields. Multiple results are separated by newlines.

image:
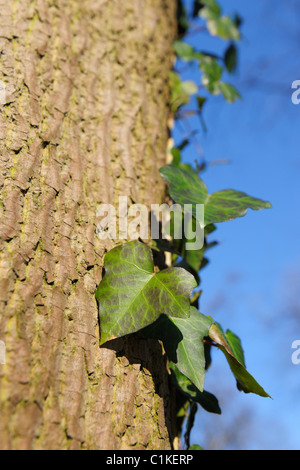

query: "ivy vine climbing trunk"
xmin=0 ymin=0 xmax=177 ymax=450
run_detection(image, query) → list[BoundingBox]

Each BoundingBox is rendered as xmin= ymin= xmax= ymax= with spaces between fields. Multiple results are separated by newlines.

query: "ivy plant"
xmin=95 ymin=163 xmax=272 ymax=445
xmin=96 ymin=167 xmax=271 ymax=400
xmin=159 ymin=164 xmax=271 ymax=226
xmin=95 ymin=0 xmax=273 ymax=450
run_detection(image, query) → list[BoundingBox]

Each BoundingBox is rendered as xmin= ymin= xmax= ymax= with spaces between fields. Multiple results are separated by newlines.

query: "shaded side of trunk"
xmin=0 ymin=0 xmax=177 ymax=450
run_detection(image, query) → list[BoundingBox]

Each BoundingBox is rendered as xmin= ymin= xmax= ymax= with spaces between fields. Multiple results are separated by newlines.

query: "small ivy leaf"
xmin=173 ymin=40 xmax=198 ymax=62
xmin=225 ymin=329 xmax=246 ymax=367
xmin=96 ymin=241 xmax=196 ymax=345
xmin=198 ymin=56 xmax=241 ymax=101
xmin=224 ymin=43 xmax=238 ymax=74
xmin=181 ymin=81 xmax=198 ymax=96
xmin=199 ymin=56 xmax=223 ymax=92
xmin=160 ymin=164 xmax=208 ymax=207
xmin=170 ymin=363 xmax=221 ymax=414
xmin=169 ymin=71 xmax=189 ymax=112
xmin=169 ymin=71 xmax=198 ymax=113
xmin=159 ymin=165 xmax=272 ymax=227
xmin=198 ymin=1 xmax=240 ymax=41
xmin=144 ymin=307 xmax=213 ymax=392
xmin=170 ymin=147 xmax=181 ymax=166
xmin=207 ymin=16 xmax=240 ymax=41
xmin=189 ymin=444 xmax=203 ymax=450
xmin=199 ymin=0 xmax=221 ymax=20
xmin=197 ymin=96 xmax=207 ymax=112
xmin=204 ymin=188 xmax=272 ymax=225
xmin=208 ymin=324 xmax=272 ymax=398
xmin=215 ymin=81 xmax=241 ymax=102
xmin=171 ymin=307 xmax=213 ymax=392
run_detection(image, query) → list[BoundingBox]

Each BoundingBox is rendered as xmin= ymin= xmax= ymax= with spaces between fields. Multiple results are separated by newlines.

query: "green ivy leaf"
xmin=200 ymin=0 xmax=221 ymax=20
xmin=207 ymin=16 xmax=240 ymax=40
xmin=96 ymin=241 xmax=196 ymax=345
xmin=181 ymin=81 xmax=198 ymax=96
xmin=171 ymin=307 xmax=213 ymax=391
xmin=170 ymin=147 xmax=181 ymax=166
xmin=204 ymin=188 xmax=272 ymax=225
xmin=173 ymin=40 xmax=200 ymax=62
xmin=170 ymin=363 xmax=221 ymax=414
xmin=159 ymin=165 xmax=272 ymax=226
xmin=209 ymin=324 xmax=272 ymax=398
xmin=173 ymin=42 xmax=240 ymax=102
xmin=169 ymin=71 xmax=198 ymax=113
xmin=198 ymin=1 xmax=240 ymax=41
xmin=160 ymin=164 xmax=208 ymax=206
xmin=224 ymin=43 xmax=238 ymax=73
xmin=199 ymin=56 xmax=223 ymax=92
xmin=189 ymin=444 xmax=203 ymax=450
xmin=215 ymin=81 xmax=241 ymax=102
xmin=225 ymin=329 xmax=246 ymax=367
xmin=197 ymin=96 xmax=207 ymax=112
xmin=144 ymin=307 xmax=213 ymax=392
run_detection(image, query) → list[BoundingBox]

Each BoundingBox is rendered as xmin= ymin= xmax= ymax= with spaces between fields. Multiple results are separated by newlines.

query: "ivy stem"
xmin=203 ymin=339 xmax=218 ymax=348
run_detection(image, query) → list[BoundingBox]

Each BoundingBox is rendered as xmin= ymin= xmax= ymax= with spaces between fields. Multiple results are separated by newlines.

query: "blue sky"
xmin=176 ymin=0 xmax=300 ymax=450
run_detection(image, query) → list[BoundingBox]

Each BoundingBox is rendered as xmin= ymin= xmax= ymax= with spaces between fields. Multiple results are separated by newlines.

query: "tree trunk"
xmin=0 ymin=0 xmax=177 ymax=450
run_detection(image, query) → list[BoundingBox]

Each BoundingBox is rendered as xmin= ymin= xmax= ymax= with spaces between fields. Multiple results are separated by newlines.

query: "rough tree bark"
xmin=0 ymin=0 xmax=177 ymax=450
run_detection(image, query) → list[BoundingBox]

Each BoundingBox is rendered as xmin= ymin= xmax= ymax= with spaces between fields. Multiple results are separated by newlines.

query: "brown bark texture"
xmin=0 ymin=0 xmax=177 ymax=450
